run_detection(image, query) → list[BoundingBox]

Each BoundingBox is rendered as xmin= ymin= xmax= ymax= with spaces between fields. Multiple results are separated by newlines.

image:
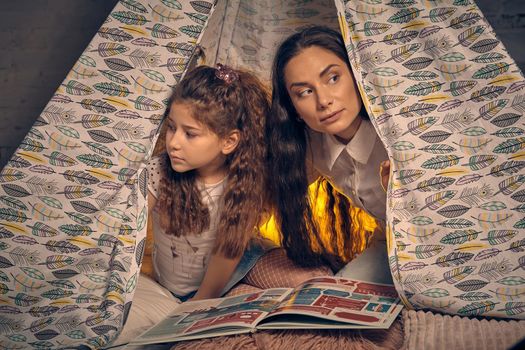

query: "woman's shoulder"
xmin=306 ymin=129 xmax=330 ymax=170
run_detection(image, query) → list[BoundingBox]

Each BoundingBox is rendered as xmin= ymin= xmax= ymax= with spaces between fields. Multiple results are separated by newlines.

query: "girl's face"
xmin=284 ymin=46 xmax=363 ymax=142
xmin=165 ymin=102 xmax=231 ymax=183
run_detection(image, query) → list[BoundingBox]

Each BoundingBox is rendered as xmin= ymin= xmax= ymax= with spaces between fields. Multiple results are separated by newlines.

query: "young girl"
xmin=268 ymin=25 xmax=391 ymax=280
xmin=148 ymin=64 xmax=272 ymax=301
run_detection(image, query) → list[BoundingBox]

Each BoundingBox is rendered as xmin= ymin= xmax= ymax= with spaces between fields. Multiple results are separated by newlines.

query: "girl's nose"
xmin=167 ymin=132 xmax=181 ymax=149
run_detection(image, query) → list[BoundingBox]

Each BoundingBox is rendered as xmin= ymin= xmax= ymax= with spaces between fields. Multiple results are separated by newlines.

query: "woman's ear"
xmin=221 ymin=130 xmax=240 ymax=155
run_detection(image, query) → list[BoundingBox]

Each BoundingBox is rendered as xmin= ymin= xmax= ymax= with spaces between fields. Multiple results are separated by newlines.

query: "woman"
xmin=268 ymin=25 xmax=391 ymax=281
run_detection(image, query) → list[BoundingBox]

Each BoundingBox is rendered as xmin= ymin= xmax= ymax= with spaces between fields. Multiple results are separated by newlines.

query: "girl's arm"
xmin=140 ymin=190 xmax=157 ymax=278
xmin=148 ymin=190 xmax=156 ymax=211
xmin=147 ymin=190 xmax=157 ymax=224
xmin=192 ymin=253 xmax=242 ymax=300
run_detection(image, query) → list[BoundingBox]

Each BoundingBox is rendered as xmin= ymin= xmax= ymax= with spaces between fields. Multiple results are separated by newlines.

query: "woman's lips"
xmin=320 ymin=109 xmax=343 ymax=124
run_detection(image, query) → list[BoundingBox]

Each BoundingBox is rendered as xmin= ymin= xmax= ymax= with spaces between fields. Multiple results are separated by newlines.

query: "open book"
xmin=127 ymin=276 xmax=404 ymax=347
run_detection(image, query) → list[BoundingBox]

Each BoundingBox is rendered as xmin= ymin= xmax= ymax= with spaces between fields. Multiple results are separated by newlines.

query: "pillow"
xmin=108 ymin=273 xmax=180 ymax=348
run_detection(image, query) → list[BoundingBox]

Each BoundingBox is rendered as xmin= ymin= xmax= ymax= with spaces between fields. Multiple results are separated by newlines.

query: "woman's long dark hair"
xmin=268 ymin=25 xmax=371 ymax=270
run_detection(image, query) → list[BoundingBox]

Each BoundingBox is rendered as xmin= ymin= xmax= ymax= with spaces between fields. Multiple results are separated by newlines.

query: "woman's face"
xmin=284 ymin=46 xmax=363 ymax=142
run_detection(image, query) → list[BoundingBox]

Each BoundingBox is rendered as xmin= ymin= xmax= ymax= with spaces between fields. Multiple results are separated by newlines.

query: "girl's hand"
xmin=379 ymin=160 xmax=390 ymax=193
xmin=192 ymin=253 xmax=242 ymax=300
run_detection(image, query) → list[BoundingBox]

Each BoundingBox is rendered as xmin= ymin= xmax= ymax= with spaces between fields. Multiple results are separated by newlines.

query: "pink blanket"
xmin=172 ymin=310 xmax=525 ymax=350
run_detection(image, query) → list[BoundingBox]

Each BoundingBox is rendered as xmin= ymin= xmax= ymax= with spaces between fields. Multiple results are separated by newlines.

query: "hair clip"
xmin=215 ymin=63 xmax=238 ymax=84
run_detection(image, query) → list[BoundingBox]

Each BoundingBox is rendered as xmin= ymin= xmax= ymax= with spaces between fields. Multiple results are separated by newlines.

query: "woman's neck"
xmin=334 ymin=115 xmax=363 ymax=144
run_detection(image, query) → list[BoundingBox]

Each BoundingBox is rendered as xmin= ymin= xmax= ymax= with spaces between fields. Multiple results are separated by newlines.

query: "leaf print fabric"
xmin=1 ymin=2 xmax=524 ymax=348
xmin=196 ymin=0 xmax=341 ymax=83
xmin=0 ymin=0 xmax=215 ymax=348
xmin=336 ymin=0 xmax=525 ymax=319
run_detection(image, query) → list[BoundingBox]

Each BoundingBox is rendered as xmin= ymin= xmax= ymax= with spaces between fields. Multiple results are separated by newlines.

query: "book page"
xmin=260 ymin=276 xmax=402 ymax=329
xmin=129 ymin=288 xmax=291 ymax=345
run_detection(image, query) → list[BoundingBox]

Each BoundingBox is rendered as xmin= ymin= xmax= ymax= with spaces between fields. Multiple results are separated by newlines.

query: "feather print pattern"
xmin=340 ymin=0 xmax=525 ymax=319
xmin=0 ymin=0 xmax=215 ymax=347
xmin=1 ymin=1 xmax=524 ymax=347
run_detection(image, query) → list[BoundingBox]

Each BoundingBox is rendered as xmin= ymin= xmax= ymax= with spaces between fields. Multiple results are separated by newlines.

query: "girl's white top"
xmin=309 ymin=119 xmax=388 ymax=221
xmin=147 ymin=156 xmax=226 ymax=297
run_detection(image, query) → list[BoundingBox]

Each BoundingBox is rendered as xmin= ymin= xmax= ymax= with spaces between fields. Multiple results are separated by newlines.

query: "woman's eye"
xmin=186 ymin=132 xmax=197 ymax=138
xmin=298 ymin=89 xmax=312 ymax=97
xmin=329 ymin=74 xmax=339 ymax=83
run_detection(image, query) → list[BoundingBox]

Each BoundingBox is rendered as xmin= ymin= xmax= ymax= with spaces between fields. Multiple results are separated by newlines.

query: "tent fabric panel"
xmin=0 ymin=0 xmax=217 ymax=348
xmin=337 ymin=0 xmax=525 ymax=319
xmin=200 ymin=0 xmax=341 ymax=82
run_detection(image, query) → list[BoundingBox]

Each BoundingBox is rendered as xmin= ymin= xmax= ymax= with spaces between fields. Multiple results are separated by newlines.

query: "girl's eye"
xmin=186 ymin=132 xmax=197 ymax=138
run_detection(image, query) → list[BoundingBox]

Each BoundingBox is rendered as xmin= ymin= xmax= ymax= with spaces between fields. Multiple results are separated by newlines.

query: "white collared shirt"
xmin=309 ymin=119 xmax=388 ymax=221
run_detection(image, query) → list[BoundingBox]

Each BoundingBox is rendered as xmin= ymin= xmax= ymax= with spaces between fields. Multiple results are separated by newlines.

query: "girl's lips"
xmin=320 ymin=109 xmax=343 ymax=124
xmin=170 ymin=155 xmax=184 ymax=162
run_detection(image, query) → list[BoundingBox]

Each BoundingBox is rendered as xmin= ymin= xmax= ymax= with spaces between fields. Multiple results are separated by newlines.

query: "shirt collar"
xmin=323 ymin=119 xmax=377 ymax=170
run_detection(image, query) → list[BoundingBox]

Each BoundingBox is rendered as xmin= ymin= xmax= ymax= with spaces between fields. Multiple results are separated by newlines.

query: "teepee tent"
xmin=0 ymin=0 xmax=523 ymax=348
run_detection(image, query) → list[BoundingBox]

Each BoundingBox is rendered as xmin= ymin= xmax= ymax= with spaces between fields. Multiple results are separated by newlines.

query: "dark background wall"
xmin=0 ymin=0 xmax=524 ymax=169
xmin=0 ymin=0 xmax=119 ymax=168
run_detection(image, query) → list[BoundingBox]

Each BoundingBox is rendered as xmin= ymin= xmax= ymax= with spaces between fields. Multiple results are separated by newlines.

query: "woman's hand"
xmin=379 ymin=160 xmax=390 ymax=193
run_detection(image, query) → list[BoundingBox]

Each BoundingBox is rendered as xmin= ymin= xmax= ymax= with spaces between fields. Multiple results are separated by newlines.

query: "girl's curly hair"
xmin=155 ymin=65 xmax=269 ymax=259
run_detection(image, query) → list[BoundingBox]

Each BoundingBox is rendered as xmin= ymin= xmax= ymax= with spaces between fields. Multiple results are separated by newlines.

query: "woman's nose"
xmin=316 ymin=90 xmax=333 ymax=109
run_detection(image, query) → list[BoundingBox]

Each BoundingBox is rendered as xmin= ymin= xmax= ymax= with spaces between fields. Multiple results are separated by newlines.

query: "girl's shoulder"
xmin=147 ymin=155 xmax=163 ymax=170
xmin=147 ymin=155 xmax=165 ymax=176
xmin=147 ymin=155 xmax=165 ymax=195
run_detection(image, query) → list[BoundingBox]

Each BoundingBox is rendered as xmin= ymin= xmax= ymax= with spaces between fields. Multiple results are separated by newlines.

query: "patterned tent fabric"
xmin=0 ymin=1 xmax=215 ymax=348
xmin=197 ymin=0 xmax=340 ymax=83
xmin=1 ymin=0 xmax=524 ymax=348
xmin=336 ymin=0 xmax=525 ymax=319
xmin=0 ymin=1 xmax=344 ymax=347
